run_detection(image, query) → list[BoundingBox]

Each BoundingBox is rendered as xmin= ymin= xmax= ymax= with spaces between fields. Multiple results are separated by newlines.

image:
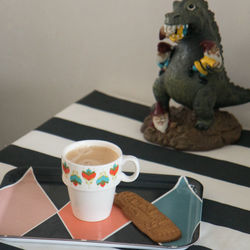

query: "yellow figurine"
xmin=191 ymin=40 xmax=223 ymax=83
xmin=159 ymin=24 xmax=188 ymax=43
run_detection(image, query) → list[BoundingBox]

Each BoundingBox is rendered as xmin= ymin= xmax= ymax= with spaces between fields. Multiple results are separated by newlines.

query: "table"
xmin=0 ymin=90 xmax=249 ymax=250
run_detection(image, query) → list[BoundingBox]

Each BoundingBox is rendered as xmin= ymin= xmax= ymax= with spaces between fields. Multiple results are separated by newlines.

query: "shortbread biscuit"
xmin=114 ymin=191 xmax=181 ymax=243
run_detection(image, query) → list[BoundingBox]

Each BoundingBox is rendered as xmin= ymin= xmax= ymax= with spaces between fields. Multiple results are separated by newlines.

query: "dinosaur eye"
xmin=187 ymin=3 xmax=196 ymax=11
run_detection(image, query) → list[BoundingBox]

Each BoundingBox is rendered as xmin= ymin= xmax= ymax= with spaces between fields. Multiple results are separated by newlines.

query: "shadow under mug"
xmin=62 ymin=140 xmax=140 ymax=222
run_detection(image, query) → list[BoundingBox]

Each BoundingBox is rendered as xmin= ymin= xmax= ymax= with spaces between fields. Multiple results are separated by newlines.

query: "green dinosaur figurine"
xmin=153 ymin=0 xmax=250 ymax=130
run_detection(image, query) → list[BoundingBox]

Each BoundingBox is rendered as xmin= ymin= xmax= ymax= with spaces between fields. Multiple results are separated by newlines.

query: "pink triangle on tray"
xmin=0 ymin=167 xmax=57 ymax=236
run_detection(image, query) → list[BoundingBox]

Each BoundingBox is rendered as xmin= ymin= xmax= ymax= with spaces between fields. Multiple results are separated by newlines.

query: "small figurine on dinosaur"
xmin=157 ymin=42 xmax=173 ymax=76
xmin=189 ymin=40 xmax=223 ymax=84
xmin=152 ymin=0 xmax=250 ymax=131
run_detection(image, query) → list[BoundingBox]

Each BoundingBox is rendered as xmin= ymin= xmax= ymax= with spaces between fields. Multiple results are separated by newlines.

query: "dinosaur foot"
xmin=141 ymin=106 xmax=242 ymax=151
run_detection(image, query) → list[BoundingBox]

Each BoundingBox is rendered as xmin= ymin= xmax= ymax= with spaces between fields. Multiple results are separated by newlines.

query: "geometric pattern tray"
xmin=0 ymin=167 xmax=203 ymax=250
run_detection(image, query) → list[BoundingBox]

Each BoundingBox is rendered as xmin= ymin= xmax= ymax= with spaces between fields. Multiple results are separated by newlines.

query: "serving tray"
xmin=0 ymin=167 xmax=203 ymax=249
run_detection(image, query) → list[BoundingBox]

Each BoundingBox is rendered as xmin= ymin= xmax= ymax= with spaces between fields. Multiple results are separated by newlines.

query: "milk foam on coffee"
xmin=66 ymin=146 xmax=119 ymax=166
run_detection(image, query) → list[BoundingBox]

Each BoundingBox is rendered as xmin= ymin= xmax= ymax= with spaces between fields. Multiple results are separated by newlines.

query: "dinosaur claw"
xmin=195 ymin=120 xmax=212 ymax=130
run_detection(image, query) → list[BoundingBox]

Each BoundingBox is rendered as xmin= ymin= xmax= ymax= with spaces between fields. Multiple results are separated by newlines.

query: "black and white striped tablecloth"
xmin=0 ymin=90 xmax=249 ymax=250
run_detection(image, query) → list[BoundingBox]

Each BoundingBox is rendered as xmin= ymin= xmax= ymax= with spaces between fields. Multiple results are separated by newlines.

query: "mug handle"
xmin=119 ymin=155 xmax=140 ymax=182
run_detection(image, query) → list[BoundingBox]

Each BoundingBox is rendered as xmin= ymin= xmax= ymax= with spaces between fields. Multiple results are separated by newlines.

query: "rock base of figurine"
xmin=141 ymin=106 xmax=242 ymax=151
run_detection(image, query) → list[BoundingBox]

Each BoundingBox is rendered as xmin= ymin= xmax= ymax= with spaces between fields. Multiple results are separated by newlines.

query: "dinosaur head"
xmin=164 ymin=0 xmax=213 ymax=42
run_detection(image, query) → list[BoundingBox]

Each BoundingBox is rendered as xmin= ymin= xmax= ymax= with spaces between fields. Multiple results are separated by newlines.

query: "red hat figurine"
xmin=152 ymin=103 xmax=169 ymax=133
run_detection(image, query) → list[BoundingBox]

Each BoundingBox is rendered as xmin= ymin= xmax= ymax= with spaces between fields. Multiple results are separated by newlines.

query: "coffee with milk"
xmin=66 ymin=146 xmax=119 ymax=166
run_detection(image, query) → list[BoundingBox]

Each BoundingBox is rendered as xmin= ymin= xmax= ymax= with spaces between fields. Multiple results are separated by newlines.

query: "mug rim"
xmin=62 ymin=140 xmax=122 ymax=169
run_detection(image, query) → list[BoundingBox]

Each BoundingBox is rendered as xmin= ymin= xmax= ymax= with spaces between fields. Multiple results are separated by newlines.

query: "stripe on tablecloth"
xmin=36 ymin=117 xmax=250 ymax=188
xmin=202 ymin=199 xmax=250 ymax=234
xmin=188 ymin=246 xmax=211 ymax=250
xmin=197 ymin=221 xmax=250 ymax=250
xmin=77 ymin=90 xmax=150 ymax=122
xmin=0 ymin=145 xmax=60 ymax=168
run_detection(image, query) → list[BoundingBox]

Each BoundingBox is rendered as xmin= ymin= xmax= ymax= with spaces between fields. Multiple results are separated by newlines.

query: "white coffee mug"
xmin=62 ymin=140 xmax=140 ymax=222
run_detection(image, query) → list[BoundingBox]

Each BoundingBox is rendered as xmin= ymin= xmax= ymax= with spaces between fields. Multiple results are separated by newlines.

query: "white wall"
xmin=0 ymin=0 xmax=250 ymax=149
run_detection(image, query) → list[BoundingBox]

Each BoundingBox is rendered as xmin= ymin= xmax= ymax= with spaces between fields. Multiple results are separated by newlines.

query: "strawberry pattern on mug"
xmin=96 ymin=172 xmax=110 ymax=187
xmin=62 ymin=154 xmax=138 ymax=190
xmin=110 ymin=164 xmax=119 ymax=179
xmin=82 ymin=169 xmax=96 ymax=183
xmin=63 ymin=163 xmax=120 ymax=188
xmin=62 ymin=162 xmax=70 ymax=175
xmin=70 ymin=171 xmax=82 ymax=186
xmin=62 ymin=162 xmax=119 ymax=187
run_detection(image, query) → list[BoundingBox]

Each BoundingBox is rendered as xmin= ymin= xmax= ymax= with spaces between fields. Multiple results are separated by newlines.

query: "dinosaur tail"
xmin=218 ymin=82 xmax=250 ymax=108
